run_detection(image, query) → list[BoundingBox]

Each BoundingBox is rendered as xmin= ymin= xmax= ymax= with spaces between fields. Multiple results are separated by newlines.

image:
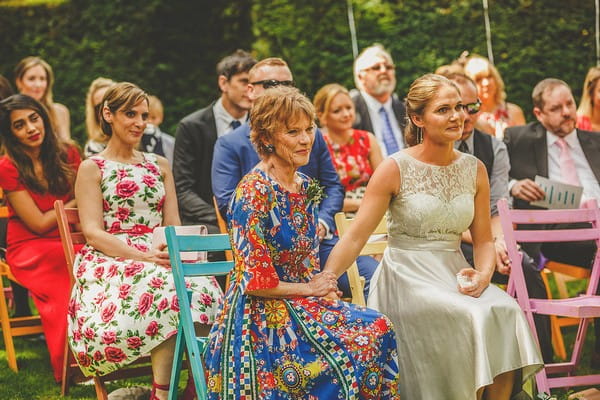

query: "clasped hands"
xmin=308 ymin=271 xmax=341 ymax=299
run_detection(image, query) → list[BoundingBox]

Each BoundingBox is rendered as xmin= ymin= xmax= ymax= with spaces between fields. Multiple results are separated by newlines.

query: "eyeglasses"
xmin=250 ymin=79 xmax=295 ymax=89
xmin=362 ymin=63 xmax=395 ymax=73
xmin=463 ymin=100 xmax=482 ymax=115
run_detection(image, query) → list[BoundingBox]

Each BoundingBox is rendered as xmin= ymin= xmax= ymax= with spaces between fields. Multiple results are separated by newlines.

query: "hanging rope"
xmin=596 ymin=0 xmax=600 ymax=65
xmin=347 ymin=0 xmax=358 ymax=59
xmin=482 ymin=0 xmax=494 ymax=64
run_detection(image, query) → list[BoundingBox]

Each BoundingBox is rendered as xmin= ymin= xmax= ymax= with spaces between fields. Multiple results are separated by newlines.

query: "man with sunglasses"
xmin=173 ymin=50 xmax=256 ymax=234
xmin=446 ymin=72 xmax=553 ymax=363
xmin=351 ymin=44 xmax=406 ymax=156
xmin=212 ymin=58 xmax=379 ymax=299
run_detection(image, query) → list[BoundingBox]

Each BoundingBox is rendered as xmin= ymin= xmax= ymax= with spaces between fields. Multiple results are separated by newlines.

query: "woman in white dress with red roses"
xmin=67 ymin=82 xmax=222 ymax=400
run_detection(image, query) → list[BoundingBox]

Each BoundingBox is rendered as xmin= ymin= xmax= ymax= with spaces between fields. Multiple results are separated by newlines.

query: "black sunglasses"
xmin=250 ymin=79 xmax=295 ymax=89
xmin=463 ymin=100 xmax=482 ymax=115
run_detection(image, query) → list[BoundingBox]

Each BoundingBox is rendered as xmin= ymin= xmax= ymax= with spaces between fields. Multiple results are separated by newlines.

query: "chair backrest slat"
xmin=175 ymin=234 xmax=230 ymax=252
xmin=508 ymin=207 xmax=598 ymax=224
xmin=513 ymin=228 xmax=600 ymax=243
xmin=181 ymin=261 xmax=234 ymax=277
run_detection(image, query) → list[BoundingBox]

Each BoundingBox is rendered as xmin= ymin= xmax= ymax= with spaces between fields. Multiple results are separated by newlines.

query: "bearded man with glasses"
xmin=445 ymin=72 xmax=554 ymax=365
xmin=351 ymin=44 xmax=407 ymax=156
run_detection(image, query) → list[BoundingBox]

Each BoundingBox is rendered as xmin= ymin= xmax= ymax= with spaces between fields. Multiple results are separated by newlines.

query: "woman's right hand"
xmin=140 ymin=246 xmax=171 ymax=267
xmin=307 ymin=271 xmax=339 ymax=297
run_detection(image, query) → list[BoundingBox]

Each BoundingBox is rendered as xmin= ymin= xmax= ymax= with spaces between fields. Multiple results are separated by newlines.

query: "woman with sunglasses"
xmin=324 ymin=74 xmax=542 ymax=400
xmin=83 ymin=77 xmax=115 ymax=157
xmin=464 ymin=55 xmax=526 ymax=139
xmin=0 ymin=94 xmax=82 ymax=382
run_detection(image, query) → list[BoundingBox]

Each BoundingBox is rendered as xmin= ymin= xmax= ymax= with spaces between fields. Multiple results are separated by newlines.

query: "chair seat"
xmin=531 ymin=295 xmax=600 ymax=318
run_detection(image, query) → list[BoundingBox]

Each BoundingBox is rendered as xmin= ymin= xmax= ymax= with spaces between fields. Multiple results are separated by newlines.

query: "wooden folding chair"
xmin=54 ymin=200 xmax=153 ymax=399
xmin=0 ymin=189 xmax=44 ymax=373
xmin=213 ymin=196 xmax=232 ymax=262
xmin=539 ymin=260 xmax=591 ymax=360
xmin=165 ymin=227 xmax=234 ymax=400
xmin=334 ymin=212 xmax=387 ymax=306
xmin=498 ymin=198 xmax=600 ymax=395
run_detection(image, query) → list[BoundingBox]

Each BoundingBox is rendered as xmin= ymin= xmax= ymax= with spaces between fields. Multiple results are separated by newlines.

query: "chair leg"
xmin=94 ymin=376 xmax=108 ymax=400
xmin=0 ymin=276 xmax=18 ymax=372
xmin=550 ymin=315 xmax=567 ymax=360
xmin=169 ymin=329 xmax=186 ymax=400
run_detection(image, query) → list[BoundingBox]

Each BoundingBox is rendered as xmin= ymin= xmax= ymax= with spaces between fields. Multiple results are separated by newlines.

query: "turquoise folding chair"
xmin=165 ymin=227 xmax=233 ymax=400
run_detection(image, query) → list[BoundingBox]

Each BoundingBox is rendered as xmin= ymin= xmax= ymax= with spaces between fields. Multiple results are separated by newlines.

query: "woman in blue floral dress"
xmin=67 ymin=82 xmax=222 ymax=400
xmin=205 ymin=86 xmax=400 ymax=399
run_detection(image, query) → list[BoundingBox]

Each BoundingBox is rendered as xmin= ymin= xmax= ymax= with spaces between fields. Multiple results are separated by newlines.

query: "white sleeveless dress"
xmin=368 ymin=151 xmax=542 ymax=399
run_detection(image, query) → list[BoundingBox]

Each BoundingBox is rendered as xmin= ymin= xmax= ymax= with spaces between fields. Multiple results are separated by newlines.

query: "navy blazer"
xmin=211 ymin=123 xmax=344 ymax=231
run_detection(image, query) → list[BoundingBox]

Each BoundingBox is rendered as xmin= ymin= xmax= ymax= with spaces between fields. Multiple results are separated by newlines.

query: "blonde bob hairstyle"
xmin=464 ymin=55 xmax=506 ymax=105
xmin=100 ymin=82 xmax=148 ymax=137
xmin=85 ymin=77 xmax=115 ymax=143
xmin=250 ymin=86 xmax=316 ymax=158
xmin=313 ymin=83 xmax=353 ymax=127
xmin=404 ymin=74 xmax=459 ymax=147
xmin=577 ymin=66 xmax=600 ymax=118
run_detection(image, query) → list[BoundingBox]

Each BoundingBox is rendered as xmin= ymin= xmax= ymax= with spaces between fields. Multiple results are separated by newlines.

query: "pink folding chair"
xmin=498 ymin=198 xmax=600 ymax=394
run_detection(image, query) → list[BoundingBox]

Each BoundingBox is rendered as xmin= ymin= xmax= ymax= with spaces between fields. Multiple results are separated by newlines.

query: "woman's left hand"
xmin=457 ymin=268 xmax=490 ymax=298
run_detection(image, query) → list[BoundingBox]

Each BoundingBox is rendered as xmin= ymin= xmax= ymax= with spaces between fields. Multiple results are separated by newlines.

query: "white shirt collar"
xmin=546 ymin=129 xmax=578 ymax=149
xmin=361 ymin=90 xmax=393 ymax=113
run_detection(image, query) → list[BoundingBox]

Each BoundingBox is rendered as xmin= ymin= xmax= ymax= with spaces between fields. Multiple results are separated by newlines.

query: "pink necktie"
xmin=556 ymin=138 xmax=581 ymax=186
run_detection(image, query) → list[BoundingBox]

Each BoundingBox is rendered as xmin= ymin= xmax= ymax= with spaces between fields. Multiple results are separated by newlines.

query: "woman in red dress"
xmin=0 ymin=94 xmax=81 ymax=382
xmin=313 ymin=83 xmax=383 ymax=216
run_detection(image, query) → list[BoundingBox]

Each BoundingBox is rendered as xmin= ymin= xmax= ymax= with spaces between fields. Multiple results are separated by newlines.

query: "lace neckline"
xmin=400 ymin=150 xmax=463 ymax=168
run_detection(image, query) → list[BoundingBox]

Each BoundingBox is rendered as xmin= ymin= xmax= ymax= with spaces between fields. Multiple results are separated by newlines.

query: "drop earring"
xmin=417 ymin=127 xmax=423 ymax=144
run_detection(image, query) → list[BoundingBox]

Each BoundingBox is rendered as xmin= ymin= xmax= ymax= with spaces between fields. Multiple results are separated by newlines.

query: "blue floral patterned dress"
xmin=204 ymin=169 xmax=400 ymax=399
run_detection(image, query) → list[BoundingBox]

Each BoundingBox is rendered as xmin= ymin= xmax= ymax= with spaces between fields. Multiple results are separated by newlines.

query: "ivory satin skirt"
xmin=367 ymin=238 xmax=542 ymax=400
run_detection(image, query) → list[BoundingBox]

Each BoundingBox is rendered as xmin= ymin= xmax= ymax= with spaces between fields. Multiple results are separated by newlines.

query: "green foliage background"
xmin=0 ymin=0 xmax=596 ymax=145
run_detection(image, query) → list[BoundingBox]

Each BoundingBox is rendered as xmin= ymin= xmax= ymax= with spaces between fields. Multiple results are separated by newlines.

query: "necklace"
xmin=264 ymin=163 xmax=301 ymax=193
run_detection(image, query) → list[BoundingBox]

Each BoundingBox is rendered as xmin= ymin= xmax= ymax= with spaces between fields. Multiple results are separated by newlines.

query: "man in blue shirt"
xmin=212 ymin=57 xmax=378 ymax=298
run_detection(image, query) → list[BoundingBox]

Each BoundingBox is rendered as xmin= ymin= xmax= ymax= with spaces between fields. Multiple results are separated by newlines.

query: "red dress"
xmin=323 ymin=129 xmax=373 ymax=192
xmin=0 ymin=145 xmax=81 ymax=382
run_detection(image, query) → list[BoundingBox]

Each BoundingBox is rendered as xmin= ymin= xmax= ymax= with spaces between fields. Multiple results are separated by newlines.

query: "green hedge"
xmin=0 ymin=0 xmax=253 ymax=144
xmin=0 ymin=0 xmax=596 ymax=145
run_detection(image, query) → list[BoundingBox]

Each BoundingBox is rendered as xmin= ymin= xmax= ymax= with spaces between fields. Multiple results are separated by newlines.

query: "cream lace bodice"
xmin=388 ymin=151 xmax=477 ymax=242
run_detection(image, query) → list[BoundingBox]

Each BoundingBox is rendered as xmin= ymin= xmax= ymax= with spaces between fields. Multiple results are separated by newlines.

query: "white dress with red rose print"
xmin=67 ymin=153 xmax=223 ymax=376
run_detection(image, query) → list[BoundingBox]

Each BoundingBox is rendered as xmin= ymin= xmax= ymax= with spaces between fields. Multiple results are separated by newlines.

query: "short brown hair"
xmin=532 ymin=78 xmax=570 ymax=110
xmin=250 ymin=86 xmax=315 ymax=157
xmin=100 ymin=82 xmax=148 ymax=136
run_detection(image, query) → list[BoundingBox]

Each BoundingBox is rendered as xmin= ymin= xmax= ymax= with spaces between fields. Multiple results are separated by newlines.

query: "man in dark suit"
xmin=173 ymin=50 xmax=256 ymax=233
xmin=351 ymin=44 xmax=406 ymax=155
xmin=447 ymin=73 xmax=553 ymax=362
xmin=504 ymin=78 xmax=600 ymax=366
xmin=212 ymin=57 xmax=378 ymax=298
